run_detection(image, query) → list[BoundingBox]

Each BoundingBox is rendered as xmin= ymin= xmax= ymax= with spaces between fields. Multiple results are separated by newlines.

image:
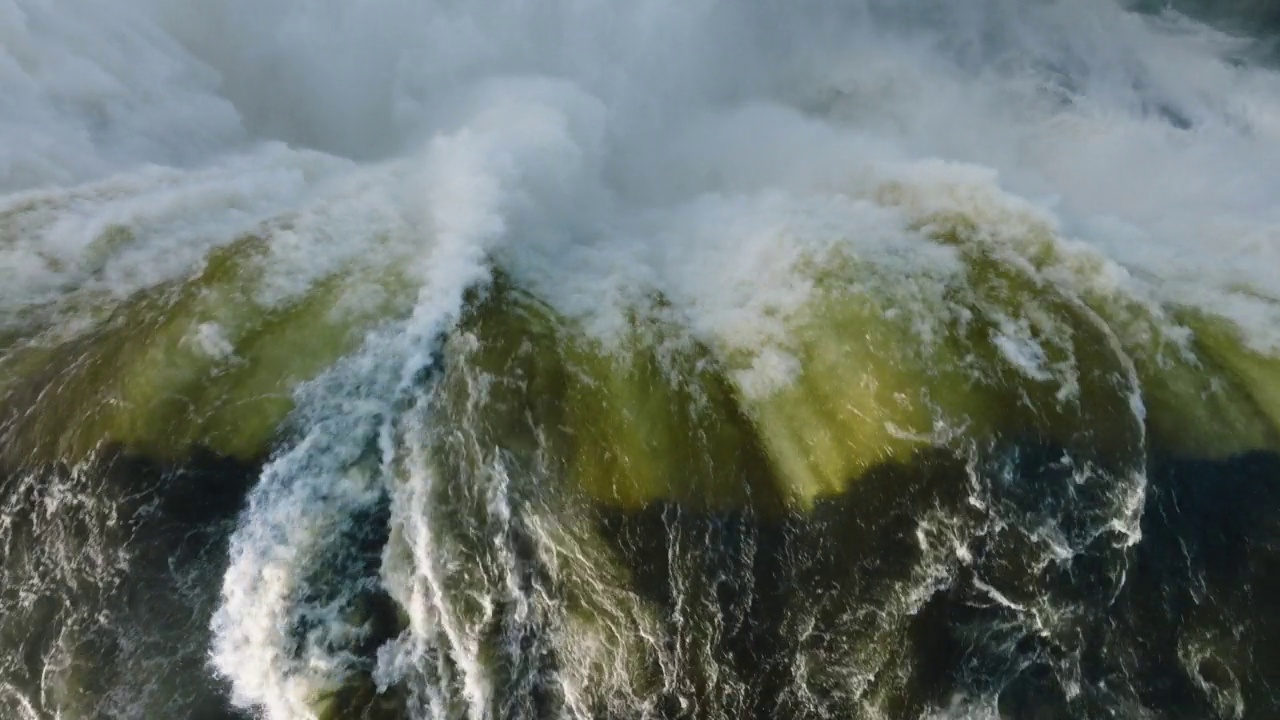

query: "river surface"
xmin=3 ymin=1 xmax=1280 ymax=718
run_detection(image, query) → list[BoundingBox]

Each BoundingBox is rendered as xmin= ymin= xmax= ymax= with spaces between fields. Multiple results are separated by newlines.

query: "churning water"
xmin=3 ymin=1 xmax=1280 ymax=718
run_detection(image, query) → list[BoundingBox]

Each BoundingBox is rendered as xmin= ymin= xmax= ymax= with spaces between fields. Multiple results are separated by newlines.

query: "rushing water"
xmin=3 ymin=1 xmax=1280 ymax=718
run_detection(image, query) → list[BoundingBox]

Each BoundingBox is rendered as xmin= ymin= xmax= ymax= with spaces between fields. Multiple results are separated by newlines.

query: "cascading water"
xmin=3 ymin=1 xmax=1280 ymax=718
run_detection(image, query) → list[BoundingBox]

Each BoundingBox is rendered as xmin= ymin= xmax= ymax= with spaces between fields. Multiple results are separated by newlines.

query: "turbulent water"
xmin=3 ymin=1 xmax=1280 ymax=718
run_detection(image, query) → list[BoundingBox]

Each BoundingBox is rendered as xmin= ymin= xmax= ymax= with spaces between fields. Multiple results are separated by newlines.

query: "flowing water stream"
xmin=3 ymin=1 xmax=1280 ymax=718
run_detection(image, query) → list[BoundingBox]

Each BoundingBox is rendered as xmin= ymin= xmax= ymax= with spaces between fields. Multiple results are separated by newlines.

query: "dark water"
xmin=4 ymin=439 xmax=1277 ymax=718
xmin=1129 ymin=0 xmax=1280 ymax=36
xmin=0 ymin=450 xmax=255 ymax=719
xmin=4 ymin=1 xmax=1280 ymax=718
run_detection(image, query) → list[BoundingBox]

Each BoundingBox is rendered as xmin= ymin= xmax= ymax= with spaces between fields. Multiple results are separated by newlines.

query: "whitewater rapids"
xmin=3 ymin=1 xmax=1280 ymax=718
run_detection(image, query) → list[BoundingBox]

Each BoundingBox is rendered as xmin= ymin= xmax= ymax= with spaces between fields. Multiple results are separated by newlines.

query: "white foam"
xmin=0 ymin=0 xmax=242 ymax=191
xmin=6 ymin=0 xmax=1280 ymax=717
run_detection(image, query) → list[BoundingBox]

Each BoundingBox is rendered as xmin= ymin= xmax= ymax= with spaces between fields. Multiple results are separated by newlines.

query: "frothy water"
xmin=3 ymin=1 xmax=1280 ymax=718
